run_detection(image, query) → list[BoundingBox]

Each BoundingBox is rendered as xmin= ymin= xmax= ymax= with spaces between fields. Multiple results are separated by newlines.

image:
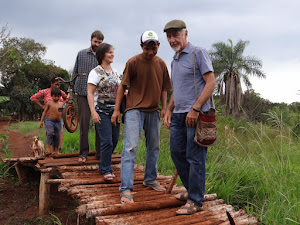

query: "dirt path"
xmin=0 ymin=121 xmax=80 ymax=224
xmin=0 ymin=121 xmax=32 ymax=158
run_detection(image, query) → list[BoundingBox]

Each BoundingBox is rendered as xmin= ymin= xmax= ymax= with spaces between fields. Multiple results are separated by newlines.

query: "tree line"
xmin=0 ymin=26 xmax=69 ymax=120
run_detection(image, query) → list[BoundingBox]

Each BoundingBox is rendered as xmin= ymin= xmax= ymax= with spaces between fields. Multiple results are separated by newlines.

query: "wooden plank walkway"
xmin=3 ymin=153 xmax=258 ymax=225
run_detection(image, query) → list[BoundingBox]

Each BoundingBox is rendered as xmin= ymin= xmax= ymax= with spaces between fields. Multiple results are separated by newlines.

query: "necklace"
xmin=101 ymin=64 xmax=112 ymax=73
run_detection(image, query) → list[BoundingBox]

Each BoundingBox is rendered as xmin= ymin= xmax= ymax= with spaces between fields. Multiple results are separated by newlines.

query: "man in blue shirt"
xmin=163 ymin=20 xmax=216 ymax=215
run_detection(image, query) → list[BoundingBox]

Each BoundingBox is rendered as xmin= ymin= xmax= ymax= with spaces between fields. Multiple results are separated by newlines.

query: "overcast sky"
xmin=1 ymin=0 xmax=299 ymax=104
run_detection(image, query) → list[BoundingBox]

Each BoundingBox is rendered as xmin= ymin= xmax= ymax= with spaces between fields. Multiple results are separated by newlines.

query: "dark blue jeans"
xmin=95 ymin=110 xmax=120 ymax=175
xmin=170 ymin=113 xmax=207 ymax=206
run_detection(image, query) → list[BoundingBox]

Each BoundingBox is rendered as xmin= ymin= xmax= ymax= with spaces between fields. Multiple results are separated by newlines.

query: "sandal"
xmin=175 ymin=191 xmax=188 ymax=201
xmin=120 ymin=192 xmax=134 ymax=204
xmin=143 ymin=181 xmax=166 ymax=192
xmin=176 ymin=200 xmax=203 ymax=215
xmin=103 ymin=173 xmax=114 ymax=181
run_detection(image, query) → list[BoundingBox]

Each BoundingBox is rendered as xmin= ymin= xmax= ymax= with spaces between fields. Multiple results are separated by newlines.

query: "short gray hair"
xmin=181 ymin=28 xmax=187 ymax=39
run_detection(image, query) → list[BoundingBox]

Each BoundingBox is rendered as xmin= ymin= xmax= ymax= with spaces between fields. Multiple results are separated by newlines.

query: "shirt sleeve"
xmin=121 ymin=61 xmax=130 ymax=86
xmin=162 ymin=62 xmax=172 ymax=91
xmin=30 ymin=90 xmax=44 ymax=101
xmin=71 ymin=53 xmax=79 ymax=79
xmin=61 ymin=91 xmax=68 ymax=100
xmin=196 ymin=48 xmax=214 ymax=76
xmin=87 ymin=69 xmax=100 ymax=86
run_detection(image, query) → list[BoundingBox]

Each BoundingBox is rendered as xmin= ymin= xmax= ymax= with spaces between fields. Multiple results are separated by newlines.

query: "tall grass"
xmin=0 ymin=134 xmax=13 ymax=179
xmin=3 ymin=117 xmax=300 ymax=224
xmin=206 ymin=118 xmax=300 ymax=224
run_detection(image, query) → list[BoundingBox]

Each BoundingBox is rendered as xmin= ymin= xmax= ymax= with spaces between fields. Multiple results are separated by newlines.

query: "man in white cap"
xmin=163 ymin=19 xmax=216 ymax=215
xmin=111 ymin=30 xmax=172 ymax=204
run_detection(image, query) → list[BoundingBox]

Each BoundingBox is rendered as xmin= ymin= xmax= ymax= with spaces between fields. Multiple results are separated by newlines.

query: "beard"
xmin=170 ymin=42 xmax=181 ymax=52
xmin=171 ymin=45 xmax=181 ymax=52
xmin=91 ymin=44 xmax=97 ymax=52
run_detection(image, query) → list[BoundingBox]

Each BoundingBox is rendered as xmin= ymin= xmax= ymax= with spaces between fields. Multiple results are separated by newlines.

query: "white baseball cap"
xmin=141 ymin=30 xmax=159 ymax=45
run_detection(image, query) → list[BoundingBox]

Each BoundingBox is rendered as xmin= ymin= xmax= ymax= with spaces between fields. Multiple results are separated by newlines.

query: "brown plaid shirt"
xmin=72 ymin=47 xmax=98 ymax=96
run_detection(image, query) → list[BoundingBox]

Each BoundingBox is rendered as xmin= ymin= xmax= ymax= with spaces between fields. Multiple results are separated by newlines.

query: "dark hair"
xmin=50 ymin=77 xmax=59 ymax=84
xmin=91 ymin=30 xmax=104 ymax=41
xmin=51 ymin=88 xmax=61 ymax=96
xmin=96 ymin=43 xmax=113 ymax=65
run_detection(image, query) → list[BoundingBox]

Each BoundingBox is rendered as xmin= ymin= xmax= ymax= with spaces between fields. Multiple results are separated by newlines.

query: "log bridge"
xmin=3 ymin=152 xmax=258 ymax=225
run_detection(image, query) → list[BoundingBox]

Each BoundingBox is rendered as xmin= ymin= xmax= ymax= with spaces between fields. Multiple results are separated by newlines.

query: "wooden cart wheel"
xmin=62 ymin=104 xmax=78 ymax=133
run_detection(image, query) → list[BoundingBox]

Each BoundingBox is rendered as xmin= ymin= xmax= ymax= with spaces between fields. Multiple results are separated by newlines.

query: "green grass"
xmin=0 ymin=134 xmax=13 ymax=179
xmin=2 ymin=117 xmax=300 ymax=224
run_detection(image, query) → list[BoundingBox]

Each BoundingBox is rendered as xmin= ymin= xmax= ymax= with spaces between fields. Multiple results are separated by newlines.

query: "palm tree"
xmin=210 ymin=39 xmax=265 ymax=117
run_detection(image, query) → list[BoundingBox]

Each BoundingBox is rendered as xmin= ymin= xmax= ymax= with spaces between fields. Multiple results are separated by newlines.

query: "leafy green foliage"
xmin=0 ymin=37 xmax=70 ymax=120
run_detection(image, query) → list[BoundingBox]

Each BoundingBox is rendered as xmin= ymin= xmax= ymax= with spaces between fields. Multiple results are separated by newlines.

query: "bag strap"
xmin=193 ymin=48 xmax=213 ymax=108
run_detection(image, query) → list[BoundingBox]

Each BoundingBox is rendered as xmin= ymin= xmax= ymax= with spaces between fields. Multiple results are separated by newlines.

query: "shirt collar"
xmin=87 ymin=47 xmax=95 ymax=54
xmin=173 ymin=42 xmax=194 ymax=59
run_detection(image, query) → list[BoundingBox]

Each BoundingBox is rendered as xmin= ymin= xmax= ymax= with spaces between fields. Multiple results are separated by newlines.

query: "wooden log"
xmin=56 ymin=163 xmax=143 ymax=172
xmin=166 ymin=170 xmax=178 ymax=194
xmin=38 ymin=154 xmax=121 ymax=165
xmin=38 ymin=158 xmax=121 ymax=168
xmin=2 ymin=158 xmax=18 ymax=163
xmin=203 ymin=199 xmax=225 ymax=207
xmin=79 ymin=195 xmax=122 ymax=204
xmin=39 ymin=172 xmax=51 ymax=215
xmin=205 ymin=203 xmax=235 ymax=212
xmin=218 ymin=209 xmax=249 ymax=225
xmin=86 ymin=198 xmax=185 ymax=218
xmin=148 ymin=206 xmax=234 ymax=225
xmin=14 ymin=162 xmax=26 ymax=184
xmin=47 ymin=173 xmax=170 ymax=186
xmin=236 ymin=217 xmax=258 ymax=225
xmin=58 ymin=165 xmax=99 ymax=171
xmin=4 ymin=157 xmax=42 ymax=163
xmin=77 ymin=201 xmax=108 ymax=215
xmin=204 ymin=193 xmax=217 ymax=201
xmin=96 ymin=207 xmax=175 ymax=225
xmin=66 ymin=183 xmax=121 ymax=195
xmin=50 ymin=151 xmax=97 ymax=158
xmin=40 ymin=167 xmax=54 ymax=173
xmin=19 ymin=156 xmax=43 ymax=162
xmin=75 ymin=189 xmax=170 ymax=204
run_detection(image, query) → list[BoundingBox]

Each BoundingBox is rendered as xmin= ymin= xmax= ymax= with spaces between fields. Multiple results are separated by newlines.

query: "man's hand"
xmin=186 ymin=108 xmax=199 ymax=127
xmin=40 ymin=121 xmax=43 ymax=128
xmin=163 ymin=109 xmax=172 ymax=129
xmin=92 ymin=111 xmax=101 ymax=124
xmin=111 ymin=110 xmax=121 ymax=126
xmin=160 ymin=108 xmax=166 ymax=120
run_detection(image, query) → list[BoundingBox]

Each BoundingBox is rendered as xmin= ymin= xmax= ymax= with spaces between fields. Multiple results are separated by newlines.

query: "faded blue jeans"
xmin=170 ymin=113 xmax=207 ymax=207
xmin=119 ymin=109 xmax=161 ymax=193
xmin=95 ymin=110 xmax=120 ymax=176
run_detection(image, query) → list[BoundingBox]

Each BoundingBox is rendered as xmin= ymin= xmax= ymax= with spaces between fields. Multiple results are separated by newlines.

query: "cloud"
xmin=1 ymin=0 xmax=299 ymax=103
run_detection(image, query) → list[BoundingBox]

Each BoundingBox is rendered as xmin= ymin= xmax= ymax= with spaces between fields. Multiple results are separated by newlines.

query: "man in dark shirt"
xmin=72 ymin=30 xmax=104 ymax=162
